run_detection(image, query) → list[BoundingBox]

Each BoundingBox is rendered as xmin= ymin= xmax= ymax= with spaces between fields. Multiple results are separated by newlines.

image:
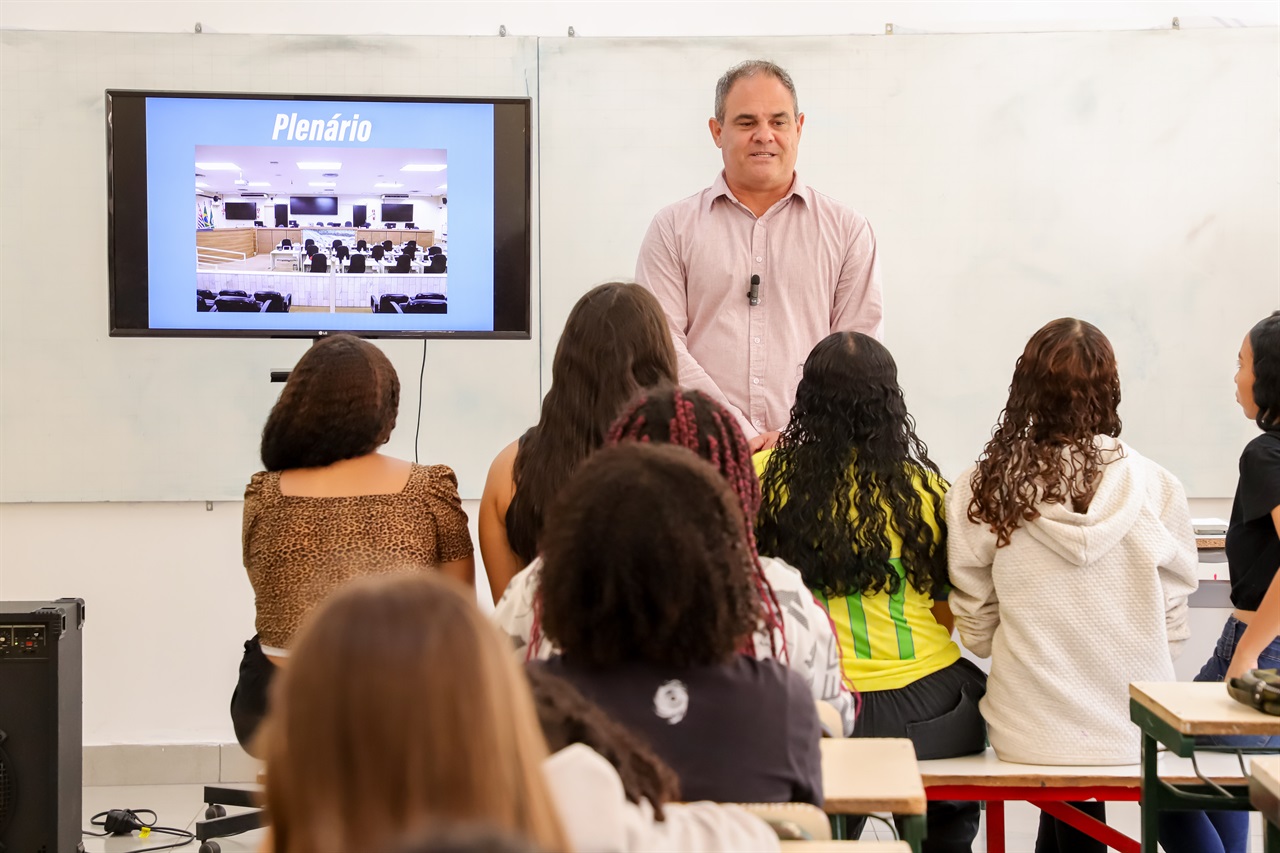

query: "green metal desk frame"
xmin=1130 ymin=697 xmax=1274 ymax=853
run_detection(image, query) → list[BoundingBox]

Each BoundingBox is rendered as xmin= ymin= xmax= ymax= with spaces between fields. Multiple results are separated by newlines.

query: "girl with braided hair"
xmin=493 ymin=385 xmax=857 ymax=735
xmin=756 ymin=331 xmax=986 ymax=853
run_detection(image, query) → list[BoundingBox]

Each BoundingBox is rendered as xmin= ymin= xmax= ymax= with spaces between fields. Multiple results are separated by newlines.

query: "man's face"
xmin=710 ymin=74 xmax=804 ymax=196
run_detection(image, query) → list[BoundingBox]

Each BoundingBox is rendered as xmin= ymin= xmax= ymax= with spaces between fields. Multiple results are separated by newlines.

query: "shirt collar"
xmin=705 ymin=170 xmax=809 ymax=216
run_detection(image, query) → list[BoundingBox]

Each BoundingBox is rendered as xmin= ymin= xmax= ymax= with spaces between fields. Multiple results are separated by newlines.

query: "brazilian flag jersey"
xmin=754 ymin=450 xmax=961 ymax=692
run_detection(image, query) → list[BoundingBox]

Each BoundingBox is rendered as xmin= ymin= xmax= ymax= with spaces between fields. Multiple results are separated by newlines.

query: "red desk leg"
xmin=1036 ymin=800 xmax=1139 ymax=853
xmin=986 ymin=800 xmax=1005 ymax=853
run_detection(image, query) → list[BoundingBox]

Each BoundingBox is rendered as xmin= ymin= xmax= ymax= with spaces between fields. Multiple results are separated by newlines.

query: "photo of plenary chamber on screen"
xmin=195 ymin=145 xmax=449 ymax=316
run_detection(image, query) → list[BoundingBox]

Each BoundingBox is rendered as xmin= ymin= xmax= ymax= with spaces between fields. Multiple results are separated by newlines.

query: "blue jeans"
xmin=1158 ymin=616 xmax=1280 ymax=853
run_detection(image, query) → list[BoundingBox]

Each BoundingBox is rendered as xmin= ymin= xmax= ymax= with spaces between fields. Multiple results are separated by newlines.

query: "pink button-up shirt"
xmin=636 ymin=172 xmax=883 ymax=438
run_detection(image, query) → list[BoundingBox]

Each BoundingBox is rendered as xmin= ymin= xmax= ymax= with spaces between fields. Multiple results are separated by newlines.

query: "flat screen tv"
xmin=107 ymin=91 xmax=531 ymax=338
xmin=382 ymin=202 xmax=414 ymax=222
xmin=289 ymin=195 xmax=337 ymax=216
xmin=223 ymin=201 xmax=258 ymax=221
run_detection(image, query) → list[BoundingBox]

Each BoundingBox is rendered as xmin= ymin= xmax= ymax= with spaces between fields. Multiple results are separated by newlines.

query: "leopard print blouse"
xmin=243 ymin=463 xmax=473 ymax=649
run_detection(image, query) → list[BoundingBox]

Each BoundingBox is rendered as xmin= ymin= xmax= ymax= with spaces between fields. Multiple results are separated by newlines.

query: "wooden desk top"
xmin=821 ymin=738 xmax=926 ymax=816
xmin=1250 ymin=755 xmax=1280 ymax=826
xmin=1131 ymin=681 xmax=1280 ymax=736
xmin=1252 ymin=756 xmax=1280 ymax=796
xmin=781 ymin=843 xmax=910 ymax=851
xmin=918 ymin=747 xmax=1248 ymax=787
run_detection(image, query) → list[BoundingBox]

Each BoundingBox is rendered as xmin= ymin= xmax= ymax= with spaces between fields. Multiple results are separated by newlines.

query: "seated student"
xmin=1160 ymin=311 xmax=1280 ymax=853
xmin=231 ymin=334 xmax=473 ymax=755
xmin=479 ymin=282 xmax=678 ymax=601
xmin=528 ymin=667 xmax=781 ymax=852
xmin=534 ymin=443 xmax=823 ymax=805
xmin=495 ymin=386 xmax=857 ymax=735
xmin=946 ymin=318 xmax=1197 ymax=853
xmin=755 ymin=331 xmax=986 ymax=853
xmin=259 ymin=574 xmax=568 ymax=853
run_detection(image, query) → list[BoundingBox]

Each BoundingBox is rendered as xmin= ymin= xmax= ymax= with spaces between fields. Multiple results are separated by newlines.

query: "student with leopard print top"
xmin=231 ymin=334 xmax=473 ymax=755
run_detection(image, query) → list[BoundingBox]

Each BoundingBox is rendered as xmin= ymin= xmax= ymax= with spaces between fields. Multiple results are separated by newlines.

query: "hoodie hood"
xmin=1022 ymin=437 xmax=1145 ymax=566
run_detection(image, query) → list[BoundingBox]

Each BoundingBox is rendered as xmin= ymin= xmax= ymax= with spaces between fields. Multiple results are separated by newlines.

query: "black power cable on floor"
xmin=84 ymin=808 xmax=196 ymax=851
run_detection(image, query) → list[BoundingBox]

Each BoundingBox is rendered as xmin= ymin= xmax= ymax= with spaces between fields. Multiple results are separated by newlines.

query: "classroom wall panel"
xmin=0 ymin=30 xmax=539 ymax=502
xmin=538 ymin=29 xmax=1279 ymax=496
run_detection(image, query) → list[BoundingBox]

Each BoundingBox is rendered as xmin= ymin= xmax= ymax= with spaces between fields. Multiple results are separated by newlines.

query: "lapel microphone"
xmin=748 ymin=274 xmax=761 ymax=306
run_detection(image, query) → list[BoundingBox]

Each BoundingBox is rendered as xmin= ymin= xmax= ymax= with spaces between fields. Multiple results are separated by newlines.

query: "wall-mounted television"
xmin=107 ymin=91 xmax=531 ymax=338
xmin=382 ymin=202 xmax=414 ymax=221
xmin=223 ymin=201 xmax=258 ymax=220
xmin=289 ymin=195 xmax=337 ymax=216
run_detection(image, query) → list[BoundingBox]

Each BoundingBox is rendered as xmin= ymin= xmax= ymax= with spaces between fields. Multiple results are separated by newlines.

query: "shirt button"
xmin=752 ymin=377 xmax=761 ymax=385
xmin=753 ymin=337 xmax=761 ymax=343
xmin=755 ymin=256 xmax=763 ymax=262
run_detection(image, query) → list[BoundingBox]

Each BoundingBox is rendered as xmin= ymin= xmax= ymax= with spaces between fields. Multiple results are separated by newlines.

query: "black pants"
xmin=229 ymin=634 xmax=276 ymax=758
xmin=849 ymin=658 xmax=988 ymax=853
xmin=1036 ymin=802 xmax=1107 ymax=853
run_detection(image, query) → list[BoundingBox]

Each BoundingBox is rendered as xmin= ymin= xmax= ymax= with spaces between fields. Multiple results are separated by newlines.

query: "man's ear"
xmin=709 ymin=117 xmax=724 ymax=148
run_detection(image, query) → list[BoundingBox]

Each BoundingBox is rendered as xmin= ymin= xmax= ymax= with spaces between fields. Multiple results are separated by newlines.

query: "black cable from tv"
xmin=415 ymin=337 xmax=427 ymax=464
xmin=83 ymin=808 xmax=196 ymax=851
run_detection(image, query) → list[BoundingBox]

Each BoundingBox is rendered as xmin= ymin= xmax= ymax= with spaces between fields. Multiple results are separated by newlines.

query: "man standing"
xmin=635 ymin=60 xmax=883 ymax=450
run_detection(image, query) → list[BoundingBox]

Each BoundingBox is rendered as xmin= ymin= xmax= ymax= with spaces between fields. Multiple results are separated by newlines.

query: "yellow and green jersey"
xmin=754 ymin=449 xmax=961 ymax=692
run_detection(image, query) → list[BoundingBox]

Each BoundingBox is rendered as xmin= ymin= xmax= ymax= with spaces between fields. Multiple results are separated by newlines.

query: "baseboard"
xmin=83 ymin=743 xmax=262 ymax=787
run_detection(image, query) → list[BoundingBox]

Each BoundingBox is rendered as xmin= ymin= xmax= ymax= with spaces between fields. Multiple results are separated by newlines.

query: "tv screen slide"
xmin=107 ymin=92 xmax=531 ymax=338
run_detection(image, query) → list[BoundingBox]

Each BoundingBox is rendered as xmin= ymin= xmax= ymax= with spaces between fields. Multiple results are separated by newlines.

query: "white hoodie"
xmin=946 ymin=438 xmax=1198 ymax=765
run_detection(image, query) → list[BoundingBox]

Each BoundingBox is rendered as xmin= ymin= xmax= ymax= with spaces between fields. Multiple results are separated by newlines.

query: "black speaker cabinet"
xmin=0 ymin=599 xmax=84 ymax=853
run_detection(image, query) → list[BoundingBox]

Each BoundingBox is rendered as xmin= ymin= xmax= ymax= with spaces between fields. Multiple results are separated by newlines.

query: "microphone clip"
xmin=748 ymin=274 xmax=760 ymax=307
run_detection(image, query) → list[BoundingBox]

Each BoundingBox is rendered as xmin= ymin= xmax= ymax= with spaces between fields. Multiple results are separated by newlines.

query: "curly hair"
xmin=539 ymin=443 xmax=760 ymax=668
xmin=605 ymin=385 xmax=787 ymax=660
xmin=525 ymin=665 xmax=681 ymax=820
xmin=756 ymin=332 xmax=948 ymax=599
xmin=967 ymin=318 xmax=1123 ymax=547
xmin=260 ymin=335 xmax=400 ymax=471
xmin=1249 ymin=310 xmax=1280 ymax=430
xmin=507 ymin=283 xmax=678 ymax=563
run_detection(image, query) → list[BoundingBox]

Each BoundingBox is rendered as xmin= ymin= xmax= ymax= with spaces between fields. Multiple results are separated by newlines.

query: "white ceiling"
xmin=193 ymin=144 xmax=447 ymax=199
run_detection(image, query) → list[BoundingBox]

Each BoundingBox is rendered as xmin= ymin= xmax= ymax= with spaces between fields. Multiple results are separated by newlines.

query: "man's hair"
xmin=714 ymin=59 xmax=799 ymax=124
xmin=539 ymin=443 xmax=760 ymax=668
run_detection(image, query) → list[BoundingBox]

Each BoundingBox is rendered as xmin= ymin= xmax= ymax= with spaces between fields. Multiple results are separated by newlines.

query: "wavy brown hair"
xmin=539 ymin=443 xmax=760 ymax=668
xmin=262 ymin=574 xmax=568 ymax=853
xmin=260 ymin=335 xmax=399 ymax=471
xmin=968 ymin=318 xmax=1123 ymax=547
xmin=507 ymin=283 xmax=678 ymax=563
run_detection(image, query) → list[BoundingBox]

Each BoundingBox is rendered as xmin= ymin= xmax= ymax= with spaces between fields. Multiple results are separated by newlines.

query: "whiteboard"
xmin=0 ymin=31 xmax=540 ymax=502
xmin=537 ymin=30 xmax=1280 ymax=496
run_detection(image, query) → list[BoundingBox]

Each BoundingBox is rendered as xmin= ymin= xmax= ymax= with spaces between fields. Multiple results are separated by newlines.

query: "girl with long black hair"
xmin=756 ymin=331 xmax=986 ymax=852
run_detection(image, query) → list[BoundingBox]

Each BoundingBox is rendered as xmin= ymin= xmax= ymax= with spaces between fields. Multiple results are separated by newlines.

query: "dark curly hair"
xmin=967 ymin=318 xmax=1123 ymax=547
xmin=539 ymin=443 xmax=760 ymax=668
xmin=525 ymin=665 xmax=681 ymax=820
xmin=605 ymin=385 xmax=786 ymax=660
xmin=260 ymin=335 xmax=399 ymax=471
xmin=507 ymin=283 xmax=678 ymax=563
xmin=1249 ymin=311 xmax=1280 ymax=430
xmin=756 ymin=332 xmax=948 ymax=599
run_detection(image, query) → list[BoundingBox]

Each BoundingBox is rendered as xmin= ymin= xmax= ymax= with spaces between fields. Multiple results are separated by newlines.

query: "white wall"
xmin=1 ymin=1 xmax=1274 ymax=745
